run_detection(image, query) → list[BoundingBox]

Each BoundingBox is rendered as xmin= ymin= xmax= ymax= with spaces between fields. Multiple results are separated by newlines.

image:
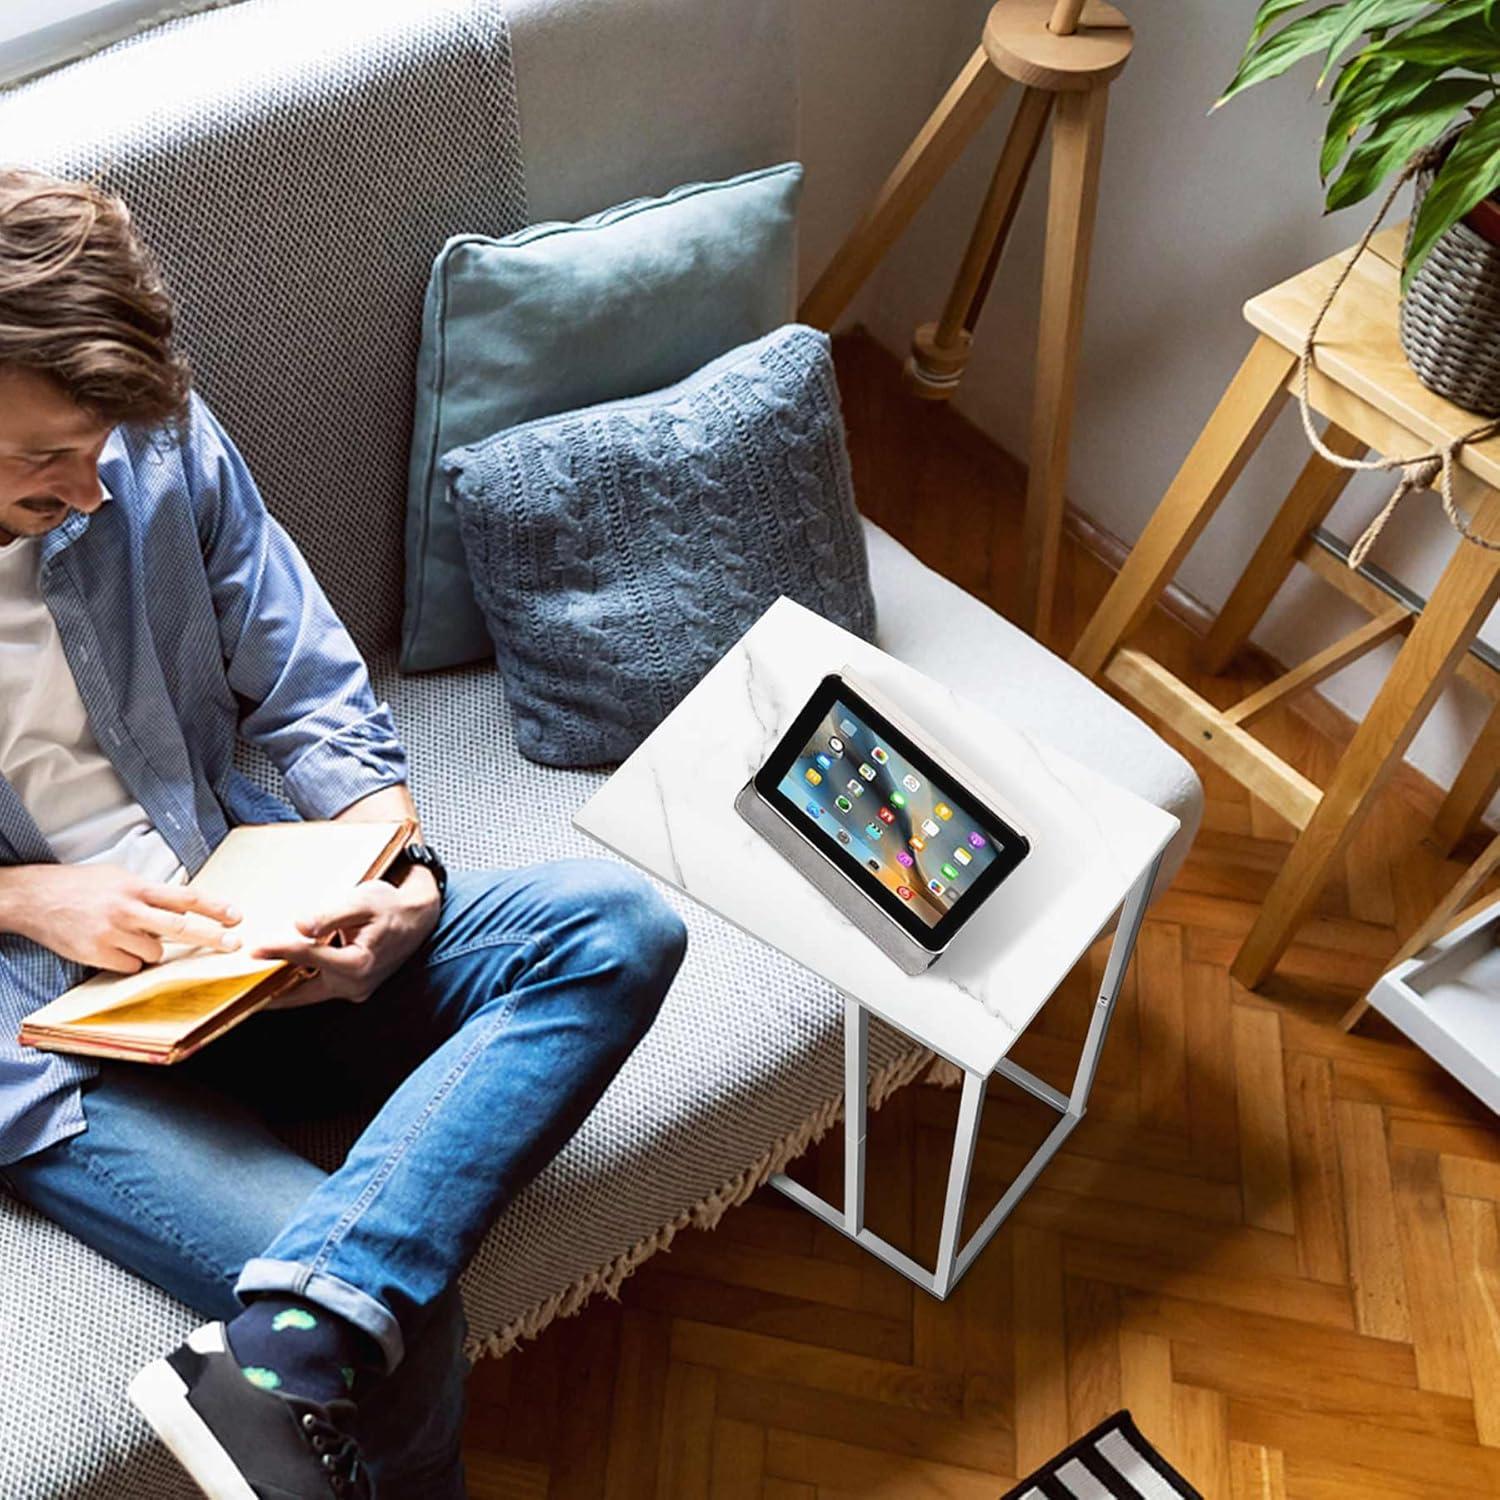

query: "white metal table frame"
xmin=770 ymin=853 xmax=1161 ymax=1300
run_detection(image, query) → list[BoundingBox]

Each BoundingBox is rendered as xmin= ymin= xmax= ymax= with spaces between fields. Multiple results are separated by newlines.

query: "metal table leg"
xmin=771 ymin=854 xmax=1161 ymax=1297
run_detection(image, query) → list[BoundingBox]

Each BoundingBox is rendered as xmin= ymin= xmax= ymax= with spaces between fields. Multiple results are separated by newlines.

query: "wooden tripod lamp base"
xmin=801 ymin=0 xmax=1133 ymax=640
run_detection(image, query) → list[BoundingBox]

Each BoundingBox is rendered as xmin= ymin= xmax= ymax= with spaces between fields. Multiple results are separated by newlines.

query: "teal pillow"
xmin=401 ymin=161 xmax=804 ymax=672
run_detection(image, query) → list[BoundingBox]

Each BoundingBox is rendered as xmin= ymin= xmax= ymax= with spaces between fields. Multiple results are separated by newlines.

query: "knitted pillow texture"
xmin=442 ymin=324 xmax=876 ymax=768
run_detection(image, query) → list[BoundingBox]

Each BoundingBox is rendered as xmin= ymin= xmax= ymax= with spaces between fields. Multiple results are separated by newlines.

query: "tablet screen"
xmin=753 ymin=675 xmax=1029 ymax=949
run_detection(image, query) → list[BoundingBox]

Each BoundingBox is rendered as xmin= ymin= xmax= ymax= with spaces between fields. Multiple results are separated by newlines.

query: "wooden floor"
xmin=460 ymin=332 xmax=1500 ymax=1499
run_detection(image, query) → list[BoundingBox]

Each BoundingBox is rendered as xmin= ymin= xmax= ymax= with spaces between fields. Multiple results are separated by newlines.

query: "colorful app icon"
xmin=928 ymin=879 xmax=945 ymax=896
xmin=871 ymin=746 xmax=889 ymax=764
xmin=835 ymin=795 xmax=852 ymax=812
xmin=897 ymin=885 xmax=914 ymax=901
xmin=804 ymin=768 xmax=822 ymax=786
xmin=935 ymin=803 xmax=953 ymax=821
xmin=903 ymin=774 xmax=921 ymax=792
xmin=839 ymin=718 xmax=857 ymax=738
xmin=828 ymin=736 xmax=844 ymax=755
xmin=815 ymin=753 xmax=833 ymax=771
xmin=968 ymin=831 xmax=987 ymax=848
xmin=942 ymin=863 xmax=959 ymax=881
xmin=865 ymin=823 xmax=884 ymax=839
xmin=836 ymin=829 xmax=851 ymax=846
xmin=909 ymin=835 xmax=926 ymax=851
xmin=889 ymin=791 xmax=907 ymax=808
xmin=954 ymin=847 xmax=973 ymax=866
xmin=896 ymin=850 xmax=914 ymax=868
xmin=922 ymin=818 xmax=940 ymax=838
xmin=877 ymin=806 xmax=895 ymax=824
xmin=858 ymin=763 xmax=876 ymax=781
xmin=846 ymin=779 xmax=864 ymax=797
xmin=805 ymin=803 xmax=821 ymax=818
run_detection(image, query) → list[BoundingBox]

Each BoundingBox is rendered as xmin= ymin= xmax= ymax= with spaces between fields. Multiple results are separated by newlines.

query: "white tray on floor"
xmin=1367 ymin=897 xmax=1500 ymax=1114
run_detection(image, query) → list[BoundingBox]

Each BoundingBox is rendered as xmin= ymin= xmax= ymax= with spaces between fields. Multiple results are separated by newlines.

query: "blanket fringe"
xmin=465 ymin=1042 xmax=935 ymax=1362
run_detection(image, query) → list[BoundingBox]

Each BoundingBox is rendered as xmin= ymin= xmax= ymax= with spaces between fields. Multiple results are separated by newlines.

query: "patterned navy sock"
xmin=224 ymin=1295 xmax=379 ymax=1406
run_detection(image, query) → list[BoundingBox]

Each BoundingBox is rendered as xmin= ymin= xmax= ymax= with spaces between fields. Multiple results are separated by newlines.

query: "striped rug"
xmin=1001 ymin=1412 xmax=1201 ymax=1499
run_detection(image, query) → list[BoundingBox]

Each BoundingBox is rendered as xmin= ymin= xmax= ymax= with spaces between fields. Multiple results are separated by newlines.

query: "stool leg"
xmin=1234 ymin=494 xmax=1500 ymax=989
xmin=1070 ymin=336 xmax=1296 ymax=680
xmin=799 ymin=47 xmax=1009 ymax=332
xmin=1431 ymin=698 xmax=1500 ymax=857
xmin=1021 ymin=85 xmax=1110 ymax=644
xmin=1200 ymin=423 xmax=1367 ymax=675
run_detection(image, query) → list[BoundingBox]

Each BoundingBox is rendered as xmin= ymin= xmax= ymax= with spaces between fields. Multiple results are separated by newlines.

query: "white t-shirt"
xmin=0 ymin=533 xmax=183 ymax=882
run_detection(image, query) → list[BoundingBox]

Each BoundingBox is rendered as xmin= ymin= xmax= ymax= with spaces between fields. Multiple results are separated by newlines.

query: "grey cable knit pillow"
xmin=441 ymin=323 xmax=876 ymax=768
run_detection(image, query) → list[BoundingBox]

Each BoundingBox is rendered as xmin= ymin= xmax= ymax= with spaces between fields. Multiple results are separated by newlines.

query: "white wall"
xmin=795 ymin=0 xmax=1497 ymax=825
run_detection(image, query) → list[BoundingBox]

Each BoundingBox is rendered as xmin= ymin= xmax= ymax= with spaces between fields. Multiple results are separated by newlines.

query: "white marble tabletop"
xmin=574 ymin=598 xmax=1178 ymax=1077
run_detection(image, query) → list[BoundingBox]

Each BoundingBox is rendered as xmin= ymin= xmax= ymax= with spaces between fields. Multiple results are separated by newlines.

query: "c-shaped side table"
xmin=576 ymin=597 xmax=1179 ymax=1297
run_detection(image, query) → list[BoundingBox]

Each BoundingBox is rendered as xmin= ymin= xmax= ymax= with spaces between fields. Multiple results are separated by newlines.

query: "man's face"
xmin=0 ymin=367 xmax=115 ymax=545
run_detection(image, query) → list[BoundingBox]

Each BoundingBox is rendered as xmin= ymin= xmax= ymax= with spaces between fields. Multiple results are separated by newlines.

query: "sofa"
xmin=0 ymin=1 xmax=1203 ymax=1494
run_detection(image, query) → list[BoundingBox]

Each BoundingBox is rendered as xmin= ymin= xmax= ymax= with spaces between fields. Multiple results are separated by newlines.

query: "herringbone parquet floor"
xmin=460 ymin=332 xmax=1500 ymax=1499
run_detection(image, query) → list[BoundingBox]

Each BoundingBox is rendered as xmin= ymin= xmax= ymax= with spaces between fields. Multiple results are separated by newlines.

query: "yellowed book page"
xmin=26 ymin=821 xmax=405 ymax=1031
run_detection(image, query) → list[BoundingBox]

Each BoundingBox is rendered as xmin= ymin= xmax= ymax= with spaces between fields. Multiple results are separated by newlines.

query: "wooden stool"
xmin=1069 ymin=227 xmax=1500 ymax=991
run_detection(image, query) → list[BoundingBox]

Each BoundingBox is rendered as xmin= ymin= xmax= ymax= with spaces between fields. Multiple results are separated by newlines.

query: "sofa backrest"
xmin=0 ymin=0 xmax=529 ymax=654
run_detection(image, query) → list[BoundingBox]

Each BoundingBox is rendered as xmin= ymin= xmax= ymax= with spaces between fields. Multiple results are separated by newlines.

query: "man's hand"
xmin=0 ymin=864 xmax=242 ymax=973
xmin=252 ymin=868 xmax=441 ymax=1008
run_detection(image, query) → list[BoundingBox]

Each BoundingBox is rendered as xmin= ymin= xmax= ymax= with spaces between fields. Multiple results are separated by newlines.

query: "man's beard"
xmin=1 ymin=497 xmax=69 ymax=542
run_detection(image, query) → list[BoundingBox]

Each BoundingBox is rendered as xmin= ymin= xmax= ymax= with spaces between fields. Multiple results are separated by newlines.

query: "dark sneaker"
xmin=128 ymin=1321 xmax=371 ymax=1499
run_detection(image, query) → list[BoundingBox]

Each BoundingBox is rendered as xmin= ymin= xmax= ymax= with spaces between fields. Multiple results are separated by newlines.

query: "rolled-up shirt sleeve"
xmin=184 ymin=394 xmax=408 ymax=818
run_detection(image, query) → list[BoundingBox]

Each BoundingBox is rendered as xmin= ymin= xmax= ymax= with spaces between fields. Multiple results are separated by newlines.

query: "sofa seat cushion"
xmin=0 ymin=523 xmax=1199 ymax=1498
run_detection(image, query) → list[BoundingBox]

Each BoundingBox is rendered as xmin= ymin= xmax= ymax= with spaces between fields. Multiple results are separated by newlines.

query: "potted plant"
xmin=1218 ymin=0 xmax=1500 ymax=416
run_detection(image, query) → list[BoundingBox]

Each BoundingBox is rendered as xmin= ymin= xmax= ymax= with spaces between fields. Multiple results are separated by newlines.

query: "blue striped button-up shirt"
xmin=0 ymin=392 xmax=408 ymax=1165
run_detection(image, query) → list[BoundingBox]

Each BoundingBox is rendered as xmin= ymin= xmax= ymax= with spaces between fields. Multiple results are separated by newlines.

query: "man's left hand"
xmin=252 ymin=868 xmax=442 ymax=1008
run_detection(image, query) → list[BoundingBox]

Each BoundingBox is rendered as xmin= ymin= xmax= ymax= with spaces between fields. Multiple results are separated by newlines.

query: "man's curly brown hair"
xmin=0 ymin=167 xmax=191 ymax=427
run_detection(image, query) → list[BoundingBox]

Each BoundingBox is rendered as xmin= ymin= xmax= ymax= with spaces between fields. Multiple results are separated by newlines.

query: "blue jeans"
xmin=1 ymin=859 xmax=686 ymax=1498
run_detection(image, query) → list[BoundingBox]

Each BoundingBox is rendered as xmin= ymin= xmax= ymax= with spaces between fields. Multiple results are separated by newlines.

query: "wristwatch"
xmin=399 ymin=841 xmax=448 ymax=899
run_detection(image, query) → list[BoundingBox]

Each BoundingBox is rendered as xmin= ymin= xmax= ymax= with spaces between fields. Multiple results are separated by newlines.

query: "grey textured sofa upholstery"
xmin=0 ymin=1 xmax=1203 ymax=1495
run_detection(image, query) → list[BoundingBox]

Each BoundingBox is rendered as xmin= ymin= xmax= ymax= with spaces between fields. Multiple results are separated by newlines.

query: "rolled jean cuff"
xmin=234 ymin=1257 xmax=405 ymax=1373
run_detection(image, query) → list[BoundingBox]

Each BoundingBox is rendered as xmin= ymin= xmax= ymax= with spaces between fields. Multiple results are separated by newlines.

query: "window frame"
xmin=0 ymin=0 xmax=176 ymax=86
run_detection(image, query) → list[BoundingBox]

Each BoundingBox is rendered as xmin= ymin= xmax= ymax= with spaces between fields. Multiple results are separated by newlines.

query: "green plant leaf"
xmin=1318 ymin=0 xmax=1441 ymax=86
xmin=1251 ymin=0 xmax=1318 ymax=44
xmin=1217 ymin=5 xmax=1350 ymax=109
xmin=1372 ymin=12 xmax=1500 ymax=68
xmin=1404 ymin=95 xmax=1500 ymax=289
xmin=1321 ymin=56 xmax=1434 ymax=178
xmin=1325 ymin=76 xmax=1486 ymax=209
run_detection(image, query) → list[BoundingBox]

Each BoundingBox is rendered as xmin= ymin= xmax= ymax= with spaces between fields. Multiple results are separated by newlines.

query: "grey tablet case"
xmin=733 ymin=667 xmax=1033 ymax=976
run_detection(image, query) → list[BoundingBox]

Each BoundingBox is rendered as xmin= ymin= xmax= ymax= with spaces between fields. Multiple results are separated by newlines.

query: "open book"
xmin=19 ymin=819 xmax=416 ymax=1065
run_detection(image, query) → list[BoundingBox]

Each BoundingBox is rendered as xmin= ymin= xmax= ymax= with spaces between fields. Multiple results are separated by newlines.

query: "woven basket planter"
xmin=1400 ymin=155 xmax=1500 ymax=417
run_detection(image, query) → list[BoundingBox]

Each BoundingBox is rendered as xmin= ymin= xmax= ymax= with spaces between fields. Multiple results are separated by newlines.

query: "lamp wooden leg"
xmin=1020 ymin=84 xmax=1109 ymax=644
xmin=1069 ymin=335 xmax=1296 ymax=680
xmin=1431 ymin=699 xmax=1500 ymax=857
xmin=799 ymin=48 xmax=1009 ymax=332
xmin=1199 ymin=423 xmax=1367 ymax=674
xmin=1234 ymin=495 xmax=1500 ymax=990
xmin=909 ymin=86 xmax=1054 ymax=398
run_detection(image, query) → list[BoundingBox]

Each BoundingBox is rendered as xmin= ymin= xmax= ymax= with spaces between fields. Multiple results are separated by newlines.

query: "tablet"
xmin=742 ymin=672 xmax=1031 ymax=966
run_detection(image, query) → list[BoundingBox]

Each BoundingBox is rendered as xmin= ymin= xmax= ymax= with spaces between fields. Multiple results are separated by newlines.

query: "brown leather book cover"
xmin=19 ymin=819 xmax=416 ymax=1065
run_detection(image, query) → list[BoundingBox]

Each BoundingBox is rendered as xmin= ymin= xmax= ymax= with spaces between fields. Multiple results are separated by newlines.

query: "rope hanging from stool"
xmin=1294 ymin=150 xmax=1500 ymax=571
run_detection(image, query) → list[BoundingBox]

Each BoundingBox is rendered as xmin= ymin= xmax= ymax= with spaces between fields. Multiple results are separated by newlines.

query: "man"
xmin=0 ymin=166 xmax=687 ymax=1499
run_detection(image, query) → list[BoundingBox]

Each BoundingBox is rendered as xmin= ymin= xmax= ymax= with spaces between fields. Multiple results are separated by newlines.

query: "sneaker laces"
xmin=297 ymin=1410 xmax=368 ymax=1498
